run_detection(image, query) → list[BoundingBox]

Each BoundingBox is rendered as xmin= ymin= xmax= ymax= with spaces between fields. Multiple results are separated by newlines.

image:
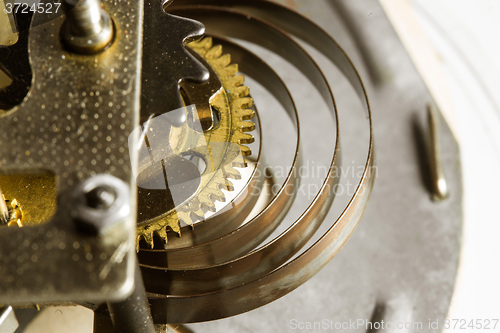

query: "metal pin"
xmin=107 ymin=263 xmax=156 ymax=333
xmin=427 ymin=104 xmax=449 ymax=201
xmin=0 ymin=187 xmax=9 ymax=225
xmin=62 ymin=0 xmax=114 ymax=54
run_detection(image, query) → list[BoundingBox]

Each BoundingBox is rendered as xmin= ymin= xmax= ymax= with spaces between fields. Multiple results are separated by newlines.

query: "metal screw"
xmin=74 ymin=174 xmax=130 ymax=235
xmin=62 ymin=0 xmax=114 ymax=54
xmin=85 ymin=186 xmax=116 ymax=210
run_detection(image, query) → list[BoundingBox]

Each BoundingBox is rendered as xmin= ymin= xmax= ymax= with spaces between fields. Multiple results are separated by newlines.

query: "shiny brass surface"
xmin=138 ymin=36 xmax=301 ymax=270
xmin=0 ymin=0 xmax=143 ymax=304
xmin=136 ymin=37 xmax=256 ymax=249
xmin=139 ymin=1 xmax=375 ymax=324
xmin=0 ymin=1 xmax=17 ymax=46
xmin=0 ymin=172 xmax=56 ymax=227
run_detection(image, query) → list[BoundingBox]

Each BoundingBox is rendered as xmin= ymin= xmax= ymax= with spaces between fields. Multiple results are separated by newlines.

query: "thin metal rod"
xmin=427 ymin=104 xmax=449 ymax=201
xmin=62 ymin=0 xmax=114 ymax=54
xmin=107 ymin=262 xmax=155 ymax=333
xmin=63 ymin=0 xmax=104 ymax=36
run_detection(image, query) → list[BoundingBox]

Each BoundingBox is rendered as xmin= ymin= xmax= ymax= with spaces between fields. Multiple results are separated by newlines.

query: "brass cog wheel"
xmin=136 ymin=37 xmax=256 ymax=249
xmin=0 ymin=195 xmax=23 ymax=228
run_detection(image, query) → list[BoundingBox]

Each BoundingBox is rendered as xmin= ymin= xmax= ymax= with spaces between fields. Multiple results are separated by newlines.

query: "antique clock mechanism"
xmin=0 ymin=0 xmax=462 ymax=332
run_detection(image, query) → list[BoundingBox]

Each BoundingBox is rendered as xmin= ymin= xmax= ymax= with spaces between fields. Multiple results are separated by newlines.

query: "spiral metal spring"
xmin=137 ymin=0 xmax=376 ymax=324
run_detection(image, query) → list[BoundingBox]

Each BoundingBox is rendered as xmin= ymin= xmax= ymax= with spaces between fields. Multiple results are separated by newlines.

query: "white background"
xmin=407 ymin=0 xmax=500 ymax=327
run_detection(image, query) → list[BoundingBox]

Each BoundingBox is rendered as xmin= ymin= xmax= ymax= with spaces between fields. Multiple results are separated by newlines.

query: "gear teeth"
xmin=230 ymin=75 xmax=245 ymax=87
xmin=189 ymin=211 xmax=204 ymax=224
xmin=234 ymin=132 xmax=255 ymax=144
xmin=206 ymin=187 xmax=226 ymax=202
xmin=236 ymin=108 xmax=255 ymax=120
xmin=142 ymin=232 xmax=154 ymax=250
xmin=224 ymin=165 xmax=242 ymax=180
xmin=224 ymin=178 xmax=235 ymax=191
xmin=4 ymin=198 xmax=24 ymax=227
xmin=200 ymin=196 xmax=217 ymax=212
xmin=233 ymin=97 xmax=253 ymax=109
xmin=233 ymin=145 xmax=252 ymax=159
xmin=203 ymin=37 xmax=213 ymax=49
xmin=233 ymin=85 xmax=250 ymax=98
xmin=188 ymin=36 xmax=212 ymax=50
xmin=177 ymin=211 xmax=194 ymax=228
xmin=192 ymin=209 xmax=205 ymax=220
xmin=237 ymin=121 xmax=256 ymax=132
xmin=226 ymin=64 xmax=239 ymax=76
xmin=137 ymin=212 xmax=184 ymax=250
xmin=206 ymin=45 xmax=223 ymax=59
xmin=216 ymin=54 xmax=232 ymax=67
xmin=182 ymin=197 xmax=204 ymax=213
xmin=136 ymin=235 xmax=145 ymax=252
xmin=239 ymin=145 xmax=252 ymax=157
xmin=165 ymin=216 xmax=181 ymax=235
xmin=176 ymin=201 xmax=206 ymax=229
xmin=202 ymin=170 xmax=227 ymax=203
xmin=137 ymin=37 xmax=256 ymax=249
xmin=155 ymin=227 xmax=168 ymax=242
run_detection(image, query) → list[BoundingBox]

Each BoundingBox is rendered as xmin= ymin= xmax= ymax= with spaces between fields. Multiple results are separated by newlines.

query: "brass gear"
xmin=1 ymin=194 xmax=23 ymax=227
xmin=136 ymin=37 xmax=256 ymax=249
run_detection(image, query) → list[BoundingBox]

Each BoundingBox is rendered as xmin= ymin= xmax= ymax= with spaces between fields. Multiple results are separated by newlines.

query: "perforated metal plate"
xmin=0 ymin=0 xmax=144 ymax=304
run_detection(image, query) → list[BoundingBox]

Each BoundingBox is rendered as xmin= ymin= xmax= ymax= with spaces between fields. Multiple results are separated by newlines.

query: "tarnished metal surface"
xmin=136 ymin=0 xmax=376 ymax=324
xmin=107 ymin=263 xmax=155 ymax=333
xmin=185 ymin=0 xmax=462 ymax=331
xmin=137 ymin=35 xmax=302 ymax=269
xmin=141 ymin=0 xmax=208 ymax=122
xmin=0 ymin=0 xmax=462 ymax=330
xmin=0 ymin=0 xmax=144 ymax=304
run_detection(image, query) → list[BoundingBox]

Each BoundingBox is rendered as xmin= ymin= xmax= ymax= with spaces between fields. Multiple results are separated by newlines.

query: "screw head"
xmin=74 ymin=175 xmax=130 ymax=235
xmin=85 ymin=186 xmax=117 ymax=210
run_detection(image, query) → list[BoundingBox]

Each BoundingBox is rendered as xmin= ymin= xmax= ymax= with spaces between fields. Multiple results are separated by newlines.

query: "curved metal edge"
xmin=142 ymin=1 xmax=374 ymax=323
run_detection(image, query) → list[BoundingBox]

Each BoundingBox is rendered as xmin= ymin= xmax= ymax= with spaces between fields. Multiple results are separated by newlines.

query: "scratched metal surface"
xmin=186 ymin=0 xmax=462 ymax=332
xmin=0 ymin=0 xmax=143 ymax=304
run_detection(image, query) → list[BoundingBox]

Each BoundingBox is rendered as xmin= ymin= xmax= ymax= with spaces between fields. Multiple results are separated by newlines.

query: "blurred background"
xmin=392 ymin=0 xmax=500 ymax=325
